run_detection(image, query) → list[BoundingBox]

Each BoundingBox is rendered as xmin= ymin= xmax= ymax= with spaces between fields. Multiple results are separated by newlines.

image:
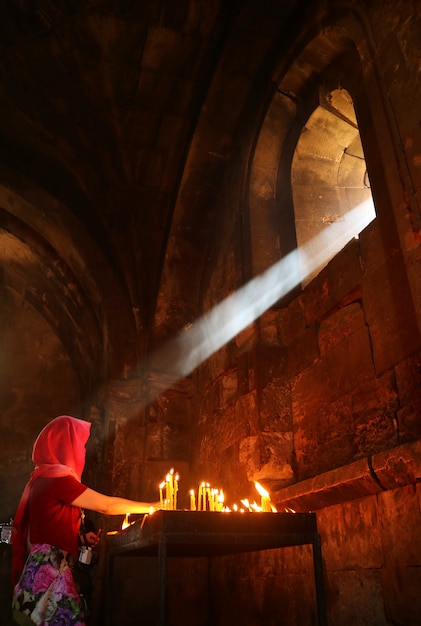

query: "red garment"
xmin=12 ymin=415 xmax=91 ymax=586
xmin=32 ymin=414 xmax=90 ymax=480
xmin=28 ymin=475 xmax=87 ymax=554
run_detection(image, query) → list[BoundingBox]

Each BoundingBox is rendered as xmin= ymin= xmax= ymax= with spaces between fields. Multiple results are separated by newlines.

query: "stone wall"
xmin=187 ymin=221 xmax=421 ymax=623
xmin=182 ymin=3 xmax=421 ymax=621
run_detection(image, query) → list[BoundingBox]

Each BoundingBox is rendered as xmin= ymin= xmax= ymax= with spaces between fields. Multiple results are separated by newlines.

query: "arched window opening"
xmin=291 ymin=87 xmax=376 ymax=287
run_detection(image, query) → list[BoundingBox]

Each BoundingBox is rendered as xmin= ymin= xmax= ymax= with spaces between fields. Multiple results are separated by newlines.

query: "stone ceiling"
xmin=0 ymin=0 xmax=310 ymax=383
xmin=0 ymin=0 xmax=368 ymax=396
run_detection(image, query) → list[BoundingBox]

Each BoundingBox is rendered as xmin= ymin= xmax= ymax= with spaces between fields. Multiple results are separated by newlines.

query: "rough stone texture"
xmin=0 ymin=292 xmax=81 ymax=520
xmin=273 ymin=440 xmax=421 ymax=511
xmin=292 ymin=324 xmax=374 ymax=479
xmin=394 ymin=352 xmax=421 ymax=441
xmin=1 ymin=1 xmax=421 ymax=625
xmin=317 ymin=301 xmax=365 ymax=356
xmin=362 ymin=248 xmax=420 ymax=376
xmin=378 ymin=484 xmax=421 ymax=625
xmin=301 ymin=238 xmax=363 ymax=326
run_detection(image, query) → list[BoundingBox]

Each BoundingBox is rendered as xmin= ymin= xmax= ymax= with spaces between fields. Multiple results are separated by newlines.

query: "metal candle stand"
xmin=106 ymin=510 xmax=327 ymax=626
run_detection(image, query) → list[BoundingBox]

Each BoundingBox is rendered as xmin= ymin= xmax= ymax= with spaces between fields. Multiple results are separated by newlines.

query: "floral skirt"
xmin=12 ymin=543 xmax=86 ymax=626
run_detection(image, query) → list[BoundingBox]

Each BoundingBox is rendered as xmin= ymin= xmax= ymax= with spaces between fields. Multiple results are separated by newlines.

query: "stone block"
xmin=291 ymin=327 xmax=376 ymax=477
xmin=258 ymin=309 xmax=281 ymax=345
xmin=211 ymin=442 xmax=250 ymax=503
xmin=208 ymin=550 xmax=317 ymax=626
xmin=359 ymin=212 xmax=400 ymax=274
xmin=318 ymin=301 xmax=365 ymax=356
xmin=237 ymin=389 xmax=259 ymax=435
xmin=353 ymin=409 xmax=398 ymax=457
xmin=362 ymin=249 xmax=419 ymax=374
xmin=166 ymin=558 xmax=210 ymax=626
xmin=351 ymin=372 xmax=399 ymax=415
xmin=371 ymin=440 xmax=421 ymax=490
xmin=219 ymin=367 xmax=238 ymax=407
xmin=292 ymin=325 xmax=374 ymax=407
xmin=327 ymin=569 xmax=386 ymax=626
xmin=251 ymin=430 xmax=294 ymax=486
xmin=287 ymin=322 xmax=319 ymax=377
xmin=207 ymin=404 xmax=240 ymax=450
xmin=278 ymin=297 xmax=306 ymax=345
xmin=397 ymin=400 xmax=421 ymax=441
xmin=301 ymin=238 xmax=362 ymax=324
xmin=318 ymin=496 xmax=383 ymax=570
xmin=111 ymin=556 xmax=160 ymax=624
xmin=259 ymin=378 xmax=292 ymax=433
xmin=274 ymin=458 xmax=381 ymax=512
xmin=144 ymin=416 xmax=191 ymax=462
xmin=377 ymin=485 xmax=421 ymax=625
xmin=234 ymin=320 xmax=258 ymax=353
xmin=255 ymin=343 xmax=288 ymax=389
xmin=394 ymin=351 xmax=421 ymax=405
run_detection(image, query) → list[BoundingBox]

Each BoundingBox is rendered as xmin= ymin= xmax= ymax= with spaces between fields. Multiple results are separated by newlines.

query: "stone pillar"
xmin=143 ymin=371 xmax=194 ymax=509
xmin=97 ymin=378 xmax=148 ymax=501
xmin=95 ymin=373 xmax=194 ymax=506
xmin=88 ymin=378 xmax=147 ymax=626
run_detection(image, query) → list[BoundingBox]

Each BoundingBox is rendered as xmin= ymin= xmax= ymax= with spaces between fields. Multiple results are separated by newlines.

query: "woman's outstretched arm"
xmin=72 ymin=487 xmax=159 ymax=515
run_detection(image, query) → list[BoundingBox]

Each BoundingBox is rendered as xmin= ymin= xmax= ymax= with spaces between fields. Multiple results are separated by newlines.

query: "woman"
xmin=11 ymin=415 xmax=158 ymax=626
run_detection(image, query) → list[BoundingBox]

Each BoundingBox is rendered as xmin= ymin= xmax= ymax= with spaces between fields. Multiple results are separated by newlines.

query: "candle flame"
xmin=121 ymin=513 xmax=130 ymax=530
xmin=254 ymin=481 xmax=269 ymax=497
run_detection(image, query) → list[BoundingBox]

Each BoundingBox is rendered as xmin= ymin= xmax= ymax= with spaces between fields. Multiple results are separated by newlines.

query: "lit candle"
xmin=254 ymin=481 xmax=272 ymax=512
xmin=169 ymin=469 xmax=175 ymax=509
xmin=174 ymin=473 xmax=179 ymax=510
xmin=165 ymin=474 xmax=172 ymax=510
xmin=122 ymin=513 xmax=130 ymax=530
xmin=217 ymin=490 xmax=224 ymax=511
xmin=159 ymin=481 xmax=165 ymax=509
xmin=210 ymin=489 xmax=218 ymax=512
xmin=198 ymin=482 xmax=205 ymax=511
xmin=190 ymin=489 xmax=196 ymax=511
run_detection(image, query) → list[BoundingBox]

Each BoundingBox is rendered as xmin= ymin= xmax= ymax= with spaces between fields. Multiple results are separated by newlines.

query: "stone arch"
xmin=0 ymin=168 xmax=138 ymax=401
xmin=247 ymin=9 xmax=392 ymax=298
xmin=291 ymin=85 xmax=376 ymax=286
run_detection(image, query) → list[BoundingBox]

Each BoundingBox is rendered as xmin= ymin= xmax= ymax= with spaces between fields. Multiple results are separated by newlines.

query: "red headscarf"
xmin=11 ymin=415 xmax=91 ymax=585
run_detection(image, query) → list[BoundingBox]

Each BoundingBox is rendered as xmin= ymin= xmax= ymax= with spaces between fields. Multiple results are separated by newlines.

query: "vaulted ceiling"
xmin=0 ymin=1 xmax=310 ymax=384
xmin=2 ymin=0 xmax=363 ymax=399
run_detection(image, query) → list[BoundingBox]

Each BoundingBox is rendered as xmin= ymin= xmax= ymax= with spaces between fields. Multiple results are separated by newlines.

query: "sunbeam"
xmin=148 ymin=199 xmax=374 ymax=386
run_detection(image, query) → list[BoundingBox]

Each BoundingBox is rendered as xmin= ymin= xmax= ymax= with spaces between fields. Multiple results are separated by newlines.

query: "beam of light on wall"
xmin=149 ymin=199 xmax=373 ymax=383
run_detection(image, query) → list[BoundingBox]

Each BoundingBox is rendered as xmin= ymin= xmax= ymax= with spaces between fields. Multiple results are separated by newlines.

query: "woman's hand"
xmin=72 ymin=487 xmax=159 ymax=515
xmin=85 ymin=530 xmax=101 ymax=547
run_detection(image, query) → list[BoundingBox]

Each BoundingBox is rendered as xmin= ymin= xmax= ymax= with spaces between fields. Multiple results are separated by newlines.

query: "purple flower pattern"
xmin=12 ymin=544 xmax=85 ymax=625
